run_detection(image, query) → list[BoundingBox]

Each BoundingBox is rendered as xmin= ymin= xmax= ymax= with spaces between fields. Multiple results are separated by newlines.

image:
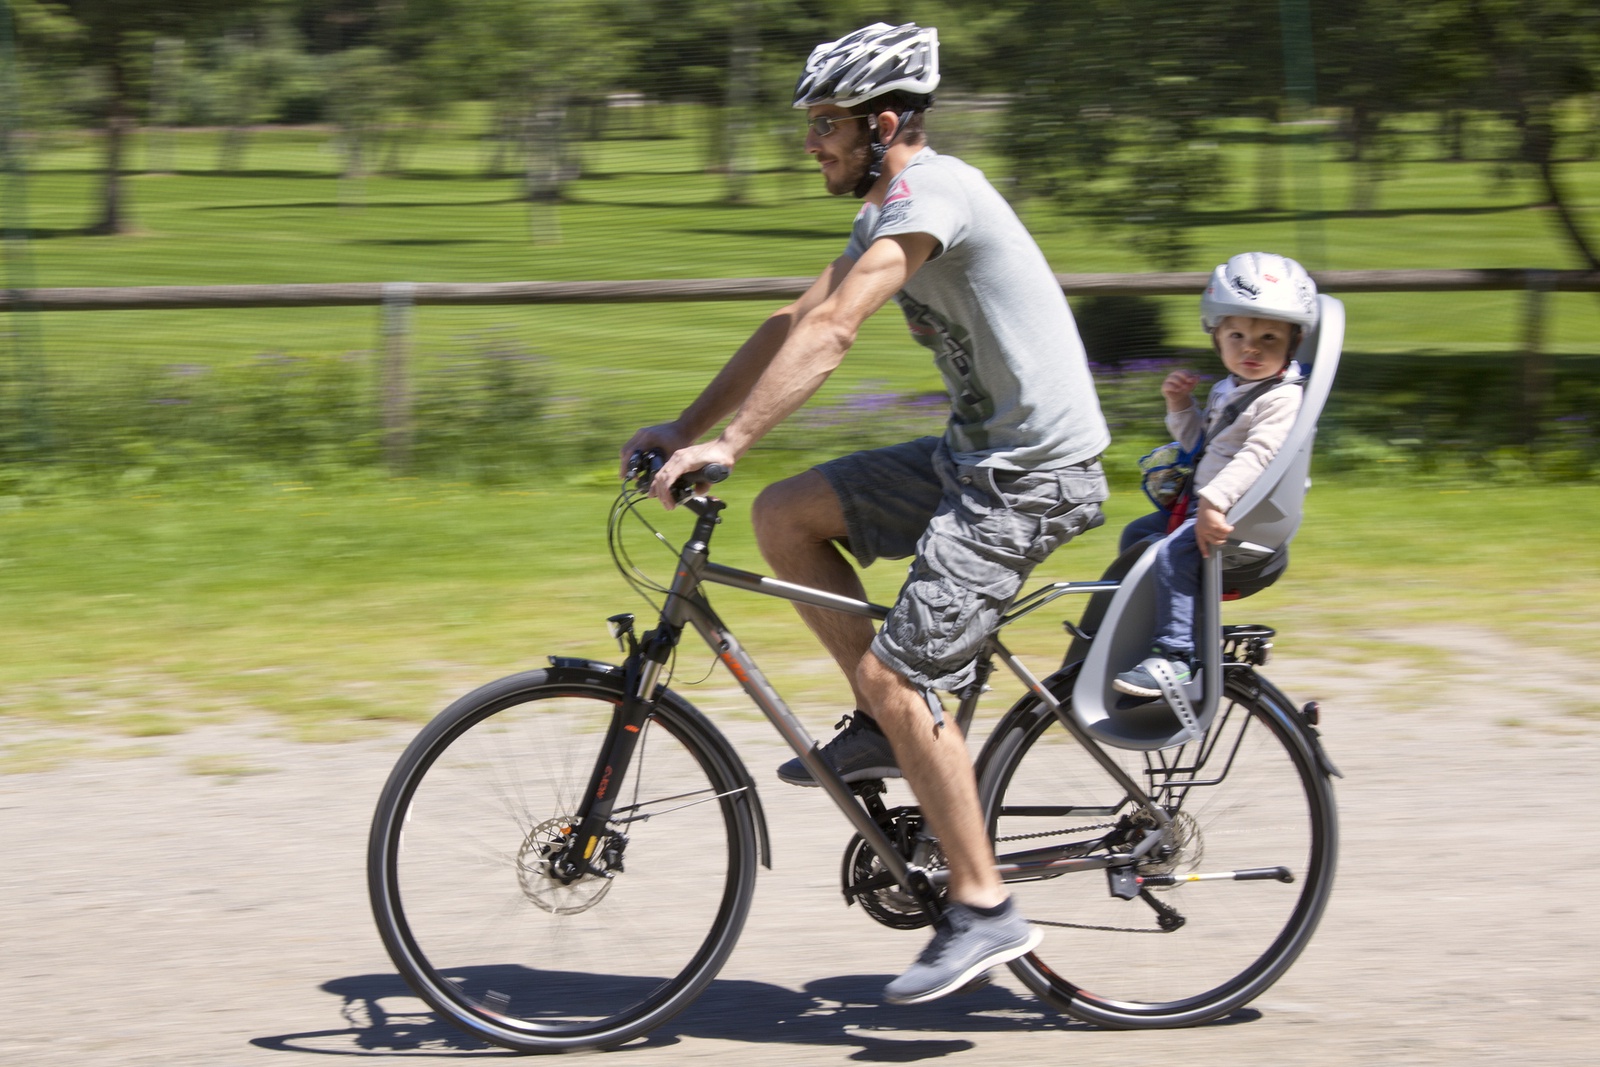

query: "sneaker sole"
xmin=1112 ymin=678 xmax=1162 ymax=698
xmin=776 ymin=767 xmax=902 ymax=788
xmin=883 ymin=926 xmax=1043 ymax=1006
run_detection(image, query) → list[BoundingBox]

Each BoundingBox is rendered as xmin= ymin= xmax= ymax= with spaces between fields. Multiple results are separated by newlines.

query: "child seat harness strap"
xmin=1162 ymin=372 xmax=1302 ymax=527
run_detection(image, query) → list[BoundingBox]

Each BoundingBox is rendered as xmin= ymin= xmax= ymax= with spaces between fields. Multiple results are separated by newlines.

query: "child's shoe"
xmin=1113 ymin=654 xmax=1193 ymax=698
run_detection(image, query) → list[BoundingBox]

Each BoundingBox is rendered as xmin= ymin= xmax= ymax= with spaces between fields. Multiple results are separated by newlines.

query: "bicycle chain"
xmin=994 ymin=821 xmax=1183 ymax=934
xmin=994 ymin=820 xmax=1118 ymax=843
xmin=1032 ymin=918 xmax=1168 ymax=934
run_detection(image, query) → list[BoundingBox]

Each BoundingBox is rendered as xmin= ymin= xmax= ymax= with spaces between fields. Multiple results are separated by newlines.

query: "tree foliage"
xmin=7 ymin=0 xmax=1598 ymax=260
xmin=994 ymin=0 xmax=1599 ymax=268
xmin=12 ymin=0 xmax=272 ymax=231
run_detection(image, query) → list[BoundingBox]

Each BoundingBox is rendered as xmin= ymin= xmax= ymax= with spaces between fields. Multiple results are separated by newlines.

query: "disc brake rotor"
xmin=517 ymin=816 xmax=614 ymax=914
xmin=1139 ymin=810 xmax=1203 ymax=886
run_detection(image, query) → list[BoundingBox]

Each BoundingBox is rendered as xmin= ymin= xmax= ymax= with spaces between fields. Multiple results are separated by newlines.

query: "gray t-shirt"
xmin=844 ymin=148 xmax=1109 ymax=470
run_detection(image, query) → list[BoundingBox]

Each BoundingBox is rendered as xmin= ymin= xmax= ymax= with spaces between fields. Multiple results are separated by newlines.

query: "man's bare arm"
xmin=651 ymin=232 xmax=937 ymax=500
xmin=618 ymin=254 xmax=851 ymax=474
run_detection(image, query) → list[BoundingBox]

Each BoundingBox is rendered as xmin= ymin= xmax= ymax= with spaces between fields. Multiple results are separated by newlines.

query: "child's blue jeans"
xmin=1148 ymin=516 xmax=1203 ymax=660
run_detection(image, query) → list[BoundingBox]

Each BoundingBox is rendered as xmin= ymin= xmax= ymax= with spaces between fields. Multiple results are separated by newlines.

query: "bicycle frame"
xmin=560 ymin=490 xmax=1193 ymax=920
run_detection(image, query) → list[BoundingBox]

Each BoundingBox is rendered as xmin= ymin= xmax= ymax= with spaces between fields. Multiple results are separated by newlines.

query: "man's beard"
xmin=823 ymin=140 xmax=873 ymax=197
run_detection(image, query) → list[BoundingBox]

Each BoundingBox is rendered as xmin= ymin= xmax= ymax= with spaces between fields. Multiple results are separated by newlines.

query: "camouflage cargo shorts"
xmin=817 ymin=436 xmax=1108 ymax=695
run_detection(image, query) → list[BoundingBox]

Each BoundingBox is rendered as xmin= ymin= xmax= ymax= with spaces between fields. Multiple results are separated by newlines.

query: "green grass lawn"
xmin=2 ymin=472 xmax=1595 ymax=768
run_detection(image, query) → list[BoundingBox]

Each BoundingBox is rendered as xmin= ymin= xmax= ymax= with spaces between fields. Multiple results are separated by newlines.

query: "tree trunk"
xmin=723 ymin=4 xmax=759 ymax=203
xmin=219 ymin=127 xmax=250 ymax=173
xmin=1442 ymin=109 xmax=1467 ymax=162
xmin=91 ymin=87 xmax=132 ymax=236
xmin=1255 ymin=124 xmax=1281 ymax=213
xmin=1538 ymin=158 xmax=1600 ymax=271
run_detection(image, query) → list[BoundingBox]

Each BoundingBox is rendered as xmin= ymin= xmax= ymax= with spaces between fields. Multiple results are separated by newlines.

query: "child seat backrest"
xmin=1068 ymin=295 xmax=1344 ymax=750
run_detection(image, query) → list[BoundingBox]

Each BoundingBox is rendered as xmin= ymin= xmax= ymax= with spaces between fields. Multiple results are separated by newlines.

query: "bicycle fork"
xmin=552 ymin=614 xmax=673 ymax=884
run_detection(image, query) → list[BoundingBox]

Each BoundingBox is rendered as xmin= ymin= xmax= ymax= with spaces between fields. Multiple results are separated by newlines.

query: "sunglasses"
xmin=805 ymin=113 xmax=870 ymax=138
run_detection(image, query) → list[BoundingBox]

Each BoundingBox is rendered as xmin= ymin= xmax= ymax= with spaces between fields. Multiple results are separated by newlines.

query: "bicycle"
xmin=366 ymin=452 xmax=1341 ymax=1052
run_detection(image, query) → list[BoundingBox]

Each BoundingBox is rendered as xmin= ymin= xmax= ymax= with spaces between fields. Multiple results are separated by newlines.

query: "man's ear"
xmin=876 ymin=109 xmax=900 ymax=144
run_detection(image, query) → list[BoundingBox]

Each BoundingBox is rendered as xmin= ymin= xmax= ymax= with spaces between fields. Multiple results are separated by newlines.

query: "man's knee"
xmin=856 ymin=650 xmax=922 ymax=729
xmin=752 ymin=470 xmax=845 ymax=553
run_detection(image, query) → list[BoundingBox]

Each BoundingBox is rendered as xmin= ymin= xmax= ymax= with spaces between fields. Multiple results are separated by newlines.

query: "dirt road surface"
xmin=4 ymin=631 xmax=1597 ymax=1065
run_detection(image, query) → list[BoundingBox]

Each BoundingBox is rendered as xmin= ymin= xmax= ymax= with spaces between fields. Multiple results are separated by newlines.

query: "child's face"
xmin=1214 ymin=316 xmax=1295 ymax=381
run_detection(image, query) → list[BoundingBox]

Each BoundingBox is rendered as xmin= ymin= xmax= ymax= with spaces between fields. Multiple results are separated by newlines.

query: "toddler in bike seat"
xmin=1112 ymin=252 xmax=1318 ymax=700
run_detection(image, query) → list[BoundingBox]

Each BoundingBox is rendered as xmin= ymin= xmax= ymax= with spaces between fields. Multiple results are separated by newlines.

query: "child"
xmin=1114 ymin=252 xmax=1318 ymax=698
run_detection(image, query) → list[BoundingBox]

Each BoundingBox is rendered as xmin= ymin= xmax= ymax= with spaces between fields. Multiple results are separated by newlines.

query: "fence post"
xmin=1520 ymin=270 xmax=1554 ymax=446
xmin=380 ymin=282 xmax=415 ymax=474
xmin=1 ymin=0 xmax=49 ymax=461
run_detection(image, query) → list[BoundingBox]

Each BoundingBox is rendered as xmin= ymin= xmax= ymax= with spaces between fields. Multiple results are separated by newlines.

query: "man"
xmin=620 ymin=22 xmax=1110 ymax=1005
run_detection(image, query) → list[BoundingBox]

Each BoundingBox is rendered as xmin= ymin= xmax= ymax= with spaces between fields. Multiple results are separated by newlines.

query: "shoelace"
xmin=916 ymin=908 xmax=973 ymax=963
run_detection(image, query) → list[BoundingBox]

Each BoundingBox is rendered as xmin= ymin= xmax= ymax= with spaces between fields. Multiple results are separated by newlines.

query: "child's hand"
xmin=1162 ymin=370 xmax=1199 ymax=411
xmin=1194 ymin=500 xmax=1233 ymax=559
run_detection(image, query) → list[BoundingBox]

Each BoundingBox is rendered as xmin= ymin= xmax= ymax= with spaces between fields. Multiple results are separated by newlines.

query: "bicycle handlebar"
xmin=627 ymin=449 xmax=730 ymax=503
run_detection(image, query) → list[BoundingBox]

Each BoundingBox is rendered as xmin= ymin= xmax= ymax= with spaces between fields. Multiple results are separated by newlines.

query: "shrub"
xmin=1073 ymin=295 xmax=1170 ymax=370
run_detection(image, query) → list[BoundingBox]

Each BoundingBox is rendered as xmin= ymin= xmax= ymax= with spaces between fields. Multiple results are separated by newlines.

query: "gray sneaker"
xmin=776 ymin=711 xmax=900 ymax=787
xmin=1113 ymin=653 xmax=1193 ymax=699
xmin=884 ymin=900 xmax=1042 ymax=1005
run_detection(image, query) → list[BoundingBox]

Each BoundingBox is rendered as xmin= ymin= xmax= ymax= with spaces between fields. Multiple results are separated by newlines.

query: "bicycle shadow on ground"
xmin=251 ymin=968 xmax=1260 ymax=1059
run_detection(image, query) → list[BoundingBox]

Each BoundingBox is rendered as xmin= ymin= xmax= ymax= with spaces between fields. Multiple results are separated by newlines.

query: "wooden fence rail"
xmin=2 ymin=269 xmax=1598 ymax=312
xmin=4 ymin=269 xmax=1595 ymax=471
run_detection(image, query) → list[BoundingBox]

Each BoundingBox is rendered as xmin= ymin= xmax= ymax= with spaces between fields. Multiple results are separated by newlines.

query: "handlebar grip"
xmin=627 ymin=450 xmax=731 ymax=499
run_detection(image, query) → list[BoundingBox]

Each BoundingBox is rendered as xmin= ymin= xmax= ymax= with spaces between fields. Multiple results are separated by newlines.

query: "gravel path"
xmin=3 ymin=633 xmax=1597 ymax=1065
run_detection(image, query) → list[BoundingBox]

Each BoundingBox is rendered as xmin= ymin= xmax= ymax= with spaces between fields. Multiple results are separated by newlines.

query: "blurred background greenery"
xmin=0 ymin=1 xmax=1597 ymax=757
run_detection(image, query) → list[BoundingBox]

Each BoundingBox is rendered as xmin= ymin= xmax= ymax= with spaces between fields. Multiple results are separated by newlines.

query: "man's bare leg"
xmin=857 ymin=650 xmax=1005 ymax=908
xmin=751 ymin=470 xmax=877 ymax=709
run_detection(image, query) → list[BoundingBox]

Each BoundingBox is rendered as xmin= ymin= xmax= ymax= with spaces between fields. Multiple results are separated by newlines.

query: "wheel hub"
xmin=517 ymin=816 xmax=615 ymax=914
xmin=1138 ymin=810 xmax=1202 ymax=886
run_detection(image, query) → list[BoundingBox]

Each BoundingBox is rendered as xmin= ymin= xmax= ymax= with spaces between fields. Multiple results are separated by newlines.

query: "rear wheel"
xmin=978 ymin=670 xmax=1336 ymax=1027
xmin=368 ymin=667 xmax=759 ymax=1051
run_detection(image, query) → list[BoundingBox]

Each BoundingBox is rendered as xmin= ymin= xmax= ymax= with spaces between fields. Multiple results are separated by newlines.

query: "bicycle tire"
xmin=976 ymin=666 xmax=1337 ymax=1028
xmin=367 ymin=664 xmax=761 ymax=1052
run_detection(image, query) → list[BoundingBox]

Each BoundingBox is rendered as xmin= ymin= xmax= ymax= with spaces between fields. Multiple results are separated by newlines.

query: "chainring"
xmin=840 ymin=808 xmax=946 ymax=930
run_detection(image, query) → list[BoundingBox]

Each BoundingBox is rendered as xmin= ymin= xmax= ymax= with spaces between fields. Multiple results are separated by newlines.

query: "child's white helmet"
xmin=792 ymin=22 xmax=939 ymax=109
xmin=1200 ymin=252 xmax=1318 ymax=332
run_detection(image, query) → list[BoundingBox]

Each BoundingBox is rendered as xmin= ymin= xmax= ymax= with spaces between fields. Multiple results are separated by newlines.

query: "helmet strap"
xmin=852 ymin=109 xmax=918 ymax=199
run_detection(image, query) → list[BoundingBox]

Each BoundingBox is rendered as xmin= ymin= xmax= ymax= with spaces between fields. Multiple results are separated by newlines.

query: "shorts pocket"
xmin=885 ymin=570 xmax=974 ymax=664
xmin=1028 ymin=500 xmax=1105 ymax=563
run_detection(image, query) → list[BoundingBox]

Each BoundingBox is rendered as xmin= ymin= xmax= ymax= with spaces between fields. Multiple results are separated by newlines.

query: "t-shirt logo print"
xmin=879 ymin=178 xmax=915 ymax=229
xmin=897 ymin=293 xmax=993 ymax=435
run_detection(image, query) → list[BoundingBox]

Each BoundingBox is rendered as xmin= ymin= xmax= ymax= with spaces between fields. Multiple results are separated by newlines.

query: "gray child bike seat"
xmin=1070 ymin=294 xmax=1345 ymax=751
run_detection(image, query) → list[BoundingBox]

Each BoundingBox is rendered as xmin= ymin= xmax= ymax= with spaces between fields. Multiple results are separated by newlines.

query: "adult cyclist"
xmin=621 ymin=22 xmax=1110 ymax=1005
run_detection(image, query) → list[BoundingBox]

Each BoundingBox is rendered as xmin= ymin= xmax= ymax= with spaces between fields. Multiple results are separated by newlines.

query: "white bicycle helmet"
xmin=792 ymin=22 xmax=939 ymax=110
xmin=1200 ymin=252 xmax=1318 ymax=332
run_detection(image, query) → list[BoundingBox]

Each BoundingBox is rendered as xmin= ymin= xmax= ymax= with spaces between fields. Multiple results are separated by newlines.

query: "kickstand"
xmin=1139 ymin=888 xmax=1186 ymax=931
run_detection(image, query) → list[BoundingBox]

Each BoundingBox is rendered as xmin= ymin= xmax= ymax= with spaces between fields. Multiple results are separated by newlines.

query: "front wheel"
xmin=367 ymin=666 xmax=760 ymax=1052
xmin=978 ymin=668 xmax=1337 ymax=1028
